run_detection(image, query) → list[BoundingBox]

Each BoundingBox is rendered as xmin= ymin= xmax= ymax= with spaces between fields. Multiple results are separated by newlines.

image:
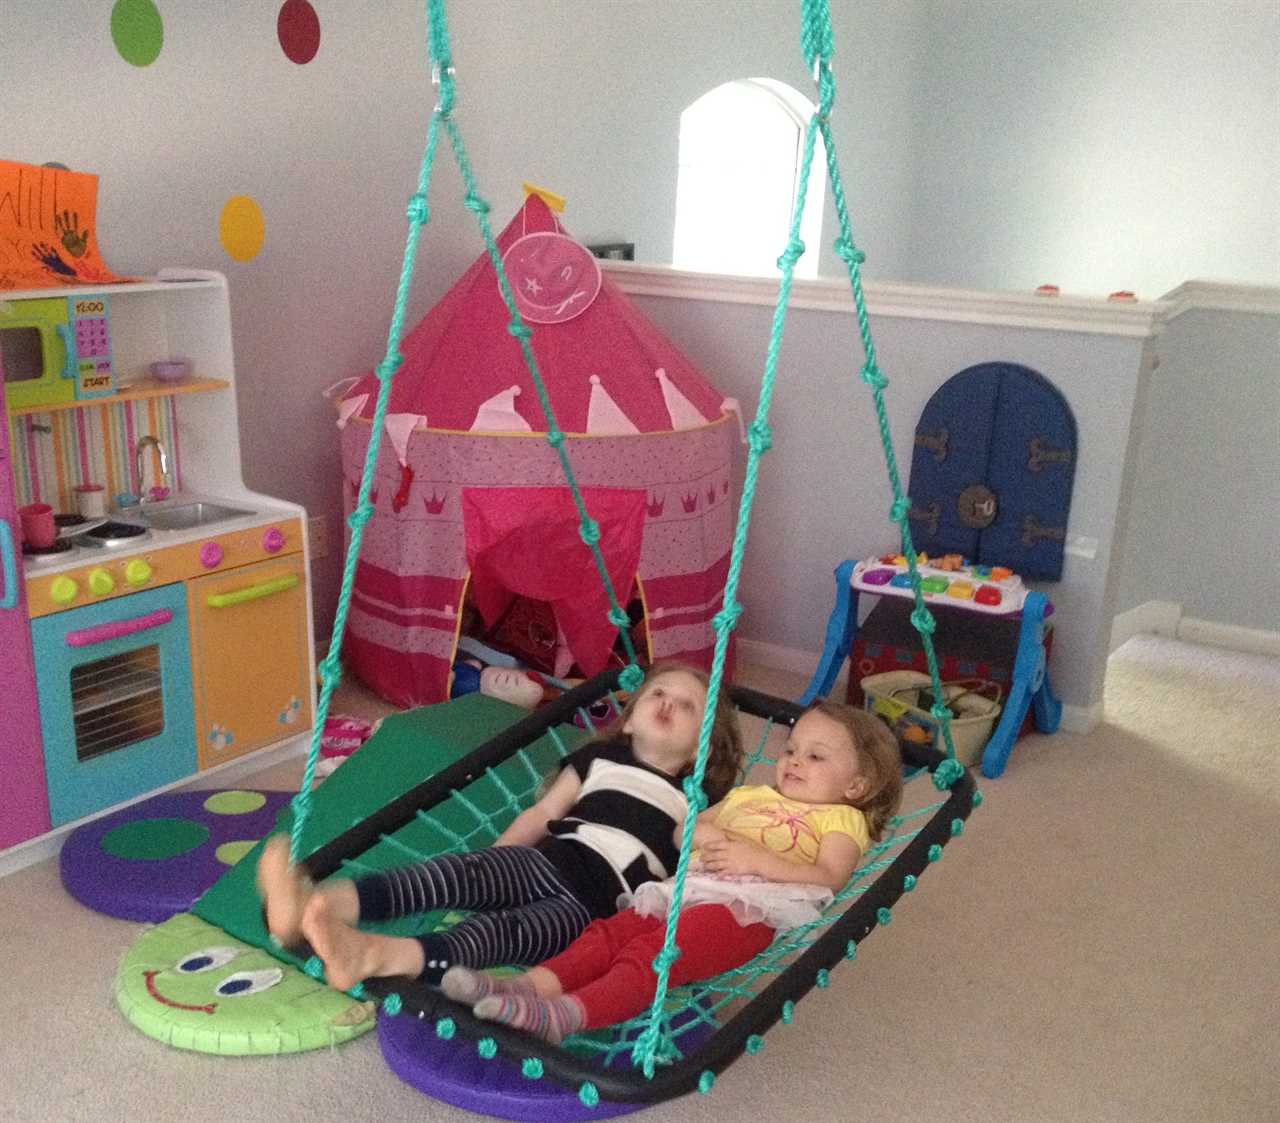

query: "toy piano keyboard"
xmin=853 ymin=554 xmax=1040 ymax=616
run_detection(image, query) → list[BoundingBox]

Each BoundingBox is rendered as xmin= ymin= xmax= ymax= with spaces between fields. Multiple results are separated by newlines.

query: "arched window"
xmin=673 ymin=79 xmax=826 ymax=279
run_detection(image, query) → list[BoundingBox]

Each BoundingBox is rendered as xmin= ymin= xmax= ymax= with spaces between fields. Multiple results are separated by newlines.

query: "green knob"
xmin=50 ymin=576 xmax=78 ymax=605
xmin=89 ymin=568 xmax=115 ymax=596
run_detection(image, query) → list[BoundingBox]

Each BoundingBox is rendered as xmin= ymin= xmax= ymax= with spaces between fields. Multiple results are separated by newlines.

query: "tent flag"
xmin=586 ymin=375 xmax=640 ymax=435
xmin=655 ymin=368 xmax=709 ymax=430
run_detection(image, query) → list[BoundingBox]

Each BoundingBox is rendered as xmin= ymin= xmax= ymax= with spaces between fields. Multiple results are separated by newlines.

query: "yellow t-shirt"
xmin=709 ymin=784 xmax=870 ymax=866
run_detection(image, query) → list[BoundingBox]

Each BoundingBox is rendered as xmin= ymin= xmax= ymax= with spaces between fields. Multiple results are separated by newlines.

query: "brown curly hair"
xmin=801 ymin=700 xmax=904 ymax=841
xmin=598 ymin=662 xmax=743 ymax=804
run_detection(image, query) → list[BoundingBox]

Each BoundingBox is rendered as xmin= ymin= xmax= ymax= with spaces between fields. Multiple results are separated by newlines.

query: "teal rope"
xmin=434 ymin=108 xmax=644 ymax=693
xmin=289 ymin=103 xmax=447 ymax=862
xmin=631 ymin=0 xmax=961 ymax=1070
xmin=288 ymin=0 xmax=644 ymax=858
xmin=814 ymin=112 xmax=956 ymax=762
xmin=631 ymin=56 xmax=825 ymax=1080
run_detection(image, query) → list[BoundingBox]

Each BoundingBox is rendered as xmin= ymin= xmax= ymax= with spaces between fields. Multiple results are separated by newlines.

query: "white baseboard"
xmin=0 ymin=733 xmax=310 ymax=880
xmin=736 ymin=638 xmax=819 ymax=678
xmin=1110 ymin=600 xmax=1182 ymax=651
xmin=736 ymin=638 xmax=844 ymax=695
xmin=1111 ymin=600 xmax=1280 ymax=658
xmin=1059 ymin=701 xmax=1104 ymax=734
xmin=1177 ymin=616 xmax=1280 ymax=657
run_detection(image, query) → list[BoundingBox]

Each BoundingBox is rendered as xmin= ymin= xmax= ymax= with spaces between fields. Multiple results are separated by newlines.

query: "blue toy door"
xmin=906 ymin=362 xmax=1076 ymax=580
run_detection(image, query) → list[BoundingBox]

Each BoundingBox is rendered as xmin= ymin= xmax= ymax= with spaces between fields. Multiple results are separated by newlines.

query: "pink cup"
xmin=18 ymin=503 xmax=56 ymax=548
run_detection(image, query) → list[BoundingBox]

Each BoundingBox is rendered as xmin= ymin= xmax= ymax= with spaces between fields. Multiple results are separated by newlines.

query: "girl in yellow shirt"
xmin=442 ymin=701 xmax=904 ymax=1041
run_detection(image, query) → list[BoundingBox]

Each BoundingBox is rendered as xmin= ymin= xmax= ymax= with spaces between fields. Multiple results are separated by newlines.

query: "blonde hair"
xmin=598 ymin=662 xmax=743 ymax=804
xmin=801 ymin=700 xmax=903 ymax=841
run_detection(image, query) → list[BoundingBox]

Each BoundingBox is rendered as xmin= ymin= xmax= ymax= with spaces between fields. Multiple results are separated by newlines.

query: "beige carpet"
xmin=1 ymin=636 xmax=1276 ymax=1123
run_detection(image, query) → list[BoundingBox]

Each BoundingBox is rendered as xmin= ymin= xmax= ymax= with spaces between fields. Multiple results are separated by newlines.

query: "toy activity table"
xmin=801 ymin=555 xmax=1062 ymax=777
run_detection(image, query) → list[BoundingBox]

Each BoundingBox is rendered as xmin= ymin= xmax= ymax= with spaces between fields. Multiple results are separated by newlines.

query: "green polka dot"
xmin=102 ymin=818 xmax=209 ymax=861
xmin=111 ymin=0 xmax=164 ymax=68
xmin=203 ymin=790 xmax=267 ymax=815
xmin=215 ymin=840 xmax=258 ymax=866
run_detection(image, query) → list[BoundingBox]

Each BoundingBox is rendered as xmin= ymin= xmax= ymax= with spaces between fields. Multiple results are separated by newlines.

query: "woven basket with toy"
xmin=860 ymin=671 xmax=1002 ymax=767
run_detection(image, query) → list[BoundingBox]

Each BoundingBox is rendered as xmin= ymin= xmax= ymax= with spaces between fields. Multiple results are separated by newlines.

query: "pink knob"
xmin=199 ymin=541 xmax=224 ymax=569
xmin=262 ymin=527 xmax=285 ymax=554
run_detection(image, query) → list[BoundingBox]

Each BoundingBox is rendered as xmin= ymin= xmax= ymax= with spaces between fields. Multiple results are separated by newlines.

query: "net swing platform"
xmin=215 ymin=669 xmax=977 ymax=1109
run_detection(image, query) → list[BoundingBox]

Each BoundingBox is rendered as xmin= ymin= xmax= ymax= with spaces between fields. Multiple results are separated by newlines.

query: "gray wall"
xmin=905 ymin=0 xmax=1280 ymax=296
xmin=628 ymin=287 xmax=1150 ymax=712
xmin=3 ymin=1 xmax=1274 ymax=710
xmin=1117 ymin=306 xmax=1280 ymax=631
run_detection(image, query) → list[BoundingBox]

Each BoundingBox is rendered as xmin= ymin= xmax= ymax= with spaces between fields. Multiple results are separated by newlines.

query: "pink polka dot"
xmin=277 ymin=0 xmax=320 ymax=65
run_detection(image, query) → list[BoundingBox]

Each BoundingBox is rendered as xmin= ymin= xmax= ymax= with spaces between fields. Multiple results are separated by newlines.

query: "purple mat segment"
xmin=378 ymin=1011 xmax=640 ymax=1121
xmin=59 ymin=790 xmax=293 ymax=922
xmin=378 ymin=1000 xmax=716 ymax=1121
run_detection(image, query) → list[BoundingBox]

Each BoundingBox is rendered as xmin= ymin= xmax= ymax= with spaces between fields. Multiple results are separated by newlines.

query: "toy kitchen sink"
xmin=1 ymin=271 xmax=316 ymax=860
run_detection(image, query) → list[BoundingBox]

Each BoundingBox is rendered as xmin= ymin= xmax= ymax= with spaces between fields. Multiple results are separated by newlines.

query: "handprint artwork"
xmin=56 ymin=210 xmax=90 ymax=257
xmin=0 ymin=160 xmax=131 ymax=289
xmin=30 ymin=242 xmax=77 ymax=278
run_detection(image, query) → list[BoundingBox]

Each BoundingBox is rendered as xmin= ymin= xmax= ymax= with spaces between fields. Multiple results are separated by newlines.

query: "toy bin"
xmin=861 ymin=671 xmax=1002 ymax=767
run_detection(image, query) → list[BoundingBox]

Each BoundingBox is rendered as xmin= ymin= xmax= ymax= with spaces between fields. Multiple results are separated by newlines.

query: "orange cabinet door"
xmin=188 ymin=555 xmax=312 ymax=770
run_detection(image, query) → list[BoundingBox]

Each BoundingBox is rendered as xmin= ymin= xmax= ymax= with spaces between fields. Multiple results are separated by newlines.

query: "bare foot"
xmin=301 ymin=893 xmax=424 ymax=991
xmin=256 ymin=834 xmax=312 ymax=947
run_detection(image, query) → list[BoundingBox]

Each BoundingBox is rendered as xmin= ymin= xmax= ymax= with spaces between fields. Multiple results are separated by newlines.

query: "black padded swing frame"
xmin=296 ymin=667 xmax=977 ymax=1105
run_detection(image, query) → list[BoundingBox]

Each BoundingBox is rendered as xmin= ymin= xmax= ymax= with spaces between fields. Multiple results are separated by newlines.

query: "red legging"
xmin=538 ymin=904 xmax=774 ymax=1028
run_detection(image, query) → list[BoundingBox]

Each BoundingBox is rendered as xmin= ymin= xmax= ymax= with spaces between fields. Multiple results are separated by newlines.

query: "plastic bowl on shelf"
xmin=149 ymin=358 xmax=192 ymax=383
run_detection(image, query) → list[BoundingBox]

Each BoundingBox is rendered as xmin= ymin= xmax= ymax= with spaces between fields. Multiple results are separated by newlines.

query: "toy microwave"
xmin=0 ymin=293 xmax=115 ymax=410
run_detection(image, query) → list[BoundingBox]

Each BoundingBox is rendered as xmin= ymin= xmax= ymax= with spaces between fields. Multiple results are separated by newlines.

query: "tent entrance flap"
xmin=461 ymin=486 xmax=647 ymax=677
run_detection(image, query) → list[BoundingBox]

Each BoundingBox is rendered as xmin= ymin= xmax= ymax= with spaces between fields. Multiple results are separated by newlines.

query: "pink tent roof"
xmin=342 ymin=194 xmax=727 ymax=434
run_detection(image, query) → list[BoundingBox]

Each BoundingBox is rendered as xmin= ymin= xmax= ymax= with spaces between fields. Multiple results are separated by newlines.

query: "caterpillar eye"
xmin=176 ymin=947 xmax=241 ymax=973
xmin=214 ymin=968 xmax=284 ymax=997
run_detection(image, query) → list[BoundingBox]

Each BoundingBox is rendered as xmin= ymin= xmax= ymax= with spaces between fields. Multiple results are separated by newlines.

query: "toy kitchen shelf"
xmin=800 ymin=554 xmax=1062 ymax=779
xmin=2 ymin=270 xmax=233 ymax=415
xmin=6 ymin=376 xmax=230 ymax=417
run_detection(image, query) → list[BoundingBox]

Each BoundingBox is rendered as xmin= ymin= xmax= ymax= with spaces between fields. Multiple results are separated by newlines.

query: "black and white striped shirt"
xmin=538 ymin=737 xmax=688 ymax=918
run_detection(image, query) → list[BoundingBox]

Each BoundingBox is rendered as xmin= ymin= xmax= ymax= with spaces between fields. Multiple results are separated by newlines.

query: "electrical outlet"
xmin=1064 ymin=534 xmax=1098 ymax=559
xmin=308 ymin=515 xmax=330 ymax=559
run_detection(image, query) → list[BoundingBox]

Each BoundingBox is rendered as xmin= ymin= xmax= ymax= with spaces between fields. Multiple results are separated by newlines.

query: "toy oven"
xmin=0 ymin=294 xmax=115 ymax=410
xmin=30 ymin=581 xmax=197 ymax=827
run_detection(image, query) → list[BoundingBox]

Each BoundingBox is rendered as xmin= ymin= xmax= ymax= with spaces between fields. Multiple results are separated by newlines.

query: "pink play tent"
xmin=335 ymin=194 xmax=739 ymax=707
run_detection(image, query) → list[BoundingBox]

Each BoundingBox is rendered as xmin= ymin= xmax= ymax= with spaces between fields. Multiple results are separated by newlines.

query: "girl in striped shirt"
xmin=257 ymin=663 xmax=742 ymax=989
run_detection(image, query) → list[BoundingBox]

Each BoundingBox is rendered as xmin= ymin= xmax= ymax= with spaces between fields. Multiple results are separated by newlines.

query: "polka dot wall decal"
xmin=111 ymin=0 xmax=164 ymax=68
xmin=277 ymin=0 xmax=321 ymax=65
xmin=219 ymin=195 xmax=265 ymax=262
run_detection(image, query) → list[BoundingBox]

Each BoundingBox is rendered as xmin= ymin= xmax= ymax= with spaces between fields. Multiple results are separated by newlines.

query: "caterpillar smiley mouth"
xmin=143 ymin=970 xmax=217 ymax=1014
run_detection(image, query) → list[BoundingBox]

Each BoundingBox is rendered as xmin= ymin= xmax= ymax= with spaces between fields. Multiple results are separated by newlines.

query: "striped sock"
xmin=473 ymin=992 xmax=586 ymax=1044
xmin=440 ymin=966 xmax=537 ymax=1005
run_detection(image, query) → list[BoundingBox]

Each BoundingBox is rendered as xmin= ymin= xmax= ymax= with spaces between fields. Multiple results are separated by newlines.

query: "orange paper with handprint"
xmin=0 ymin=160 xmax=134 ymax=290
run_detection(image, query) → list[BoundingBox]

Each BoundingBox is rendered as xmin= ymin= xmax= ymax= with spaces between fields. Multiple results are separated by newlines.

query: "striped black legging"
xmin=352 ymin=845 xmax=594 ymax=982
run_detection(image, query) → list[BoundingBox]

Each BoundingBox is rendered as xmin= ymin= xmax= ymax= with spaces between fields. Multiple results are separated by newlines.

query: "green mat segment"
xmin=193 ymin=693 xmax=588 ymax=952
xmin=102 ymin=818 xmax=210 ymax=860
xmin=115 ymin=912 xmax=376 ymax=1055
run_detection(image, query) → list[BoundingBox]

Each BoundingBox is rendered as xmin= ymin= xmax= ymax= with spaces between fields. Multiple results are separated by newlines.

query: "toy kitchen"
xmin=0 ymin=270 xmax=315 ymax=866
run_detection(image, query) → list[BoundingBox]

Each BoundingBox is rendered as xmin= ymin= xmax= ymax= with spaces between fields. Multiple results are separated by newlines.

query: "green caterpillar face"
xmin=115 ymin=913 xmax=375 ymax=1055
